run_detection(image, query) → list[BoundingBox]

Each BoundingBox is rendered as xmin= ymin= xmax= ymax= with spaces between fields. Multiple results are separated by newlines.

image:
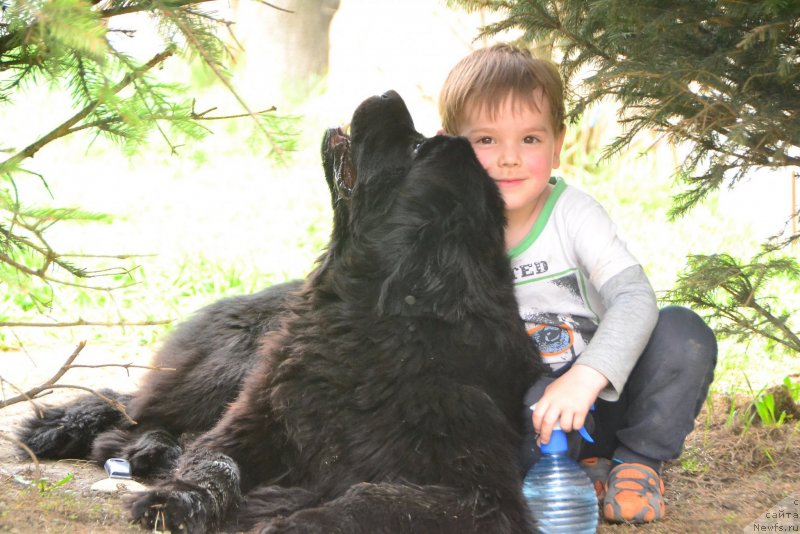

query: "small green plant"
xmin=784 ymin=376 xmax=800 ymax=404
xmin=724 ymin=395 xmax=737 ymax=430
xmin=760 ymin=447 xmax=777 ymax=467
xmin=678 ymin=446 xmax=709 ymax=475
xmin=37 ymin=473 xmax=74 ymax=494
xmin=13 ymin=473 xmax=74 ymax=494
xmin=753 ymin=391 xmax=787 ymax=428
xmin=744 ymin=375 xmax=792 ymax=429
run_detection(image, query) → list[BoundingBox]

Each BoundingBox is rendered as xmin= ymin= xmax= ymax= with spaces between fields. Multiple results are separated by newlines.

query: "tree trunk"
xmin=231 ymin=0 xmax=340 ymax=105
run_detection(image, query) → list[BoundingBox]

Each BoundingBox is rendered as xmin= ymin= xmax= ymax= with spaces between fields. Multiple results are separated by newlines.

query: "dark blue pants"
xmin=520 ymin=306 xmax=718 ymax=474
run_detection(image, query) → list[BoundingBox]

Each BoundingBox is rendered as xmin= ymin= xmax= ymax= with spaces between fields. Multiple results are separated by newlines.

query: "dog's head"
xmin=320 ymin=90 xmax=425 ymax=239
xmin=319 ymin=91 xmax=511 ymax=322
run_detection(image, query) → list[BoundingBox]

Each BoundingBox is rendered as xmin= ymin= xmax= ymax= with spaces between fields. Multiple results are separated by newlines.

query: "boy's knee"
xmin=649 ymin=306 xmax=717 ymax=374
xmin=659 ymin=306 xmax=716 ymax=351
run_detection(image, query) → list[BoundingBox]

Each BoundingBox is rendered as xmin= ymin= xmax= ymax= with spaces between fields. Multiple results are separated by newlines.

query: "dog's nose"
xmin=381 ymin=90 xmax=400 ymax=100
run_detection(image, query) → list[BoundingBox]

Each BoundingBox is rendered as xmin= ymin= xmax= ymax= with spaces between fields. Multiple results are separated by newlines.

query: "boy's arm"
xmin=575 ymin=264 xmax=659 ymax=400
xmin=533 ymin=265 xmax=657 ymax=443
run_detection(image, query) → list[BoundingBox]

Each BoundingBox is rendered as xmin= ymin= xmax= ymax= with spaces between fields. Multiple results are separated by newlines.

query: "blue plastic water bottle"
xmin=522 ymin=409 xmax=598 ymax=533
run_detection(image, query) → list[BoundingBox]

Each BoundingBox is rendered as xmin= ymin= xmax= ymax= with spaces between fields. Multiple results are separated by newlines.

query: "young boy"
xmin=439 ymin=44 xmax=718 ymax=524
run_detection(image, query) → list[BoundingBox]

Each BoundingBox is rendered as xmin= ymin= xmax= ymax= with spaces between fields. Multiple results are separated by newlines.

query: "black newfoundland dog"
xmin=19 ymin=91 xmax=543 ymax=532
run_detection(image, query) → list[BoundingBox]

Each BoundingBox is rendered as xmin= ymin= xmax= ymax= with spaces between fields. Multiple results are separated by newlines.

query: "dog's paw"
xmin=127 ymin=486 xmax=210 ymax=533
xmin=123 ymin=430 xmax=182 ymax=477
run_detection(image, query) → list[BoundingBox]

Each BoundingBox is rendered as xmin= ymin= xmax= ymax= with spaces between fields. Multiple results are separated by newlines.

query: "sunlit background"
xmin=0 ymin=0 xmax=796 ymax=397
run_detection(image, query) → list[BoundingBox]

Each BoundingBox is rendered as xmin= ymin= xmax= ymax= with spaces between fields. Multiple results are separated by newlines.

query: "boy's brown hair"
xmin=439 ymin=44 xmax=566 ymax=135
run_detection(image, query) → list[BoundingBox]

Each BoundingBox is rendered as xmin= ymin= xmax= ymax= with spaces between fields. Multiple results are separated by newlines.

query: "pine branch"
xmin=65 ymin=104 xmax=279 ymax=134
xmin=97 ymin=0 xmax=217 ymax=19
xmin=0 ymin=0 xmax=211 ymax=54
xmin=0 ymin=250 xmax=136 ymax=290
xmin=1 ymin=215 xmax=119 ymax=276
xmin=159 ymin=5 xmax=288 ymax=159
xmin=0 ymin=218 xmax=138 ymax=289
xmin=0 ymin=49 xmax=173 ymax=170
xmin=0 ymin=0 xmax=301 ymax=327
xmin=663 ymin=253 xmax=800 ymax=353
xmin=191 ymin=104 xmax=278 ymax=121
xmin=732 ymin=290 xmax=800 ymax=352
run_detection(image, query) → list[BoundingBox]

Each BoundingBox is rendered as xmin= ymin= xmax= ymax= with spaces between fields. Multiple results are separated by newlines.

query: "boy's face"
xmin=459 ymin=95 xmax=565 ymax=218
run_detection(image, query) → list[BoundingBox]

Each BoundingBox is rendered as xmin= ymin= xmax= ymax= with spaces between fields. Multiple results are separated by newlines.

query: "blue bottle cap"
xmin=529 ymin=403 xmax=595 ymax=453
xmin=540 ymin=428 xmax=568 ymax=454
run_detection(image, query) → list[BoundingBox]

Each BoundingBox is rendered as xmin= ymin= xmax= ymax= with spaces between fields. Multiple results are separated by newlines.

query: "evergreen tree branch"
xmin=159 ymin=5 xmax=288 ymax=159
xmin=0 ymin=49 xmax=173 ymax=170
xmin=715 ymin=308 xmax=795 ymax=351
xmin=97 ymin=0 xmax=216 ymax=19
xmin=0 ymin=0 xmax=212 ymax=54
xmin=0 ymin=249 xmax=135 ymax=290
xmin=64 ymin=104 xmax=278 ymax=135
xmin=663 ymin=253 xmax=800 ymax=353
xmin=0 ymin=212 xmax=136 ymax=289
xmin=0 ymin=0 xmax=301 ymax=330
xmin=726 ymin=285 xmax=800 ymax=352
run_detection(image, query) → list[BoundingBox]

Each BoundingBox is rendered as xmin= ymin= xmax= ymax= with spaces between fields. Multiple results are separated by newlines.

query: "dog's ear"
xmin=375 ymin=144 xmax=510 ymax=322
xmin=309 ymin=128 xmax=356 ymax=288
xmin=376 ymin=232 xmax=471 ymax=322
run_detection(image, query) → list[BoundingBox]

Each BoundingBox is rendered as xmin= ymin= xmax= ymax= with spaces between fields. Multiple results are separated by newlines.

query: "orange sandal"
xmin=603 ymin=463 xmax=665 ymax=523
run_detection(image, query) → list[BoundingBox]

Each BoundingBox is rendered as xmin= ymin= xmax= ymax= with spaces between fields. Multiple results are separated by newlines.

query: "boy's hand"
xmin=532 ymin=364 xmax=609 ymax=445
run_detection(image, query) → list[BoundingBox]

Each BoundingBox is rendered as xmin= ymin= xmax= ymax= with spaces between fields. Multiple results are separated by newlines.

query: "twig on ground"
xmin=67 ymin=363 xmax=175 ymax=377
xmin=0 ymin=341 xmax=86 ymax=416
xmin=0 ymin=342 xmax=137 ymax=426
xmin=0 ymin=431 xmax=42 ymax=482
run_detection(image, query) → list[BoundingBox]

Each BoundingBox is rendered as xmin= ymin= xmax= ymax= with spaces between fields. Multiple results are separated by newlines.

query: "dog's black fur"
xmin=18 ymin=91 xmax=543 ymax=532
xmin=124 ymin=91 xmax=542 ymax=532
xmin=17 ymin=282 xmax=303 ymax=472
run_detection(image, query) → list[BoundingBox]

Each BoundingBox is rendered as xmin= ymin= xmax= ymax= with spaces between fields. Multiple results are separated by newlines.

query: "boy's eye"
xmin=523 ymin=136 xmax=540 ymax=144
xmin=475 ymin=136 xmax=494 ymax=145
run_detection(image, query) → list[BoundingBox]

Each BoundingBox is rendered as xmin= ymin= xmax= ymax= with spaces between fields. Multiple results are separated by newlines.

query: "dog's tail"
xmin=16 ymin=389 xmax=134 ymax=460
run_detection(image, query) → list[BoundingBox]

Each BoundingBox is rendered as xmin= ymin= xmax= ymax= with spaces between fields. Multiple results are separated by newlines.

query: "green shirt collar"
xmin=507 ymin=176 xmax=566 ymax=259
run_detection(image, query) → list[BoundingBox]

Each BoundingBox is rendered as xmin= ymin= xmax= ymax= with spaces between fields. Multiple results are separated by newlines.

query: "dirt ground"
xmin=1 ymin=359 xmax=798 ymax=533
